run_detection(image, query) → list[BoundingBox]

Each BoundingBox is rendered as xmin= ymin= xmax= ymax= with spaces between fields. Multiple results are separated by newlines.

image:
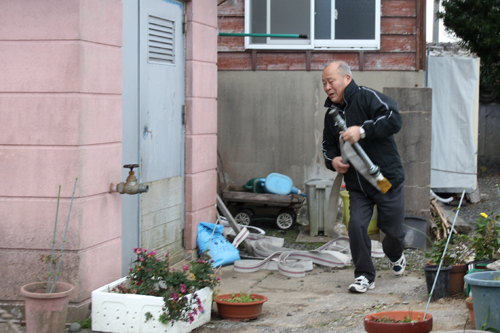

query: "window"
xmin=245 ymin=0 xmax=380 ymax=50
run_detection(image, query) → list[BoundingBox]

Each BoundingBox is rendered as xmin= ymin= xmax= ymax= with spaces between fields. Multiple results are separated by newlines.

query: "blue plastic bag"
xmin=197 ymin=222 xmax=240 ymax=267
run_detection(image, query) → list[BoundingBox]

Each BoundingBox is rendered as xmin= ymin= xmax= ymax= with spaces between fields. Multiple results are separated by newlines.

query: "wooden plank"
xmin=381 ymin=17 xmax=416 ymax=35
xmin=382 ymin=0 xmax=416 ymax=17
xmin=218 ymin=36 xmax=245 ymax=52
xmin=311 ymin=53 xmax=360 ymax=70
xmin=381 ymin=35 xmax=417 ymax=52
xmin=217 ymin=52 xmax=252 ymax=70
xmin=223 ymin=191 xmax=295 ymax=204
xmin=364 ymin=53 xmax=416 ymax=70
xmin=256 ymin=53 xmax=307 ymax=70
xmin=217 ymin=0 xmax=244 ymax=16
xmin=218 ymin=16 xmax=244 ymax=31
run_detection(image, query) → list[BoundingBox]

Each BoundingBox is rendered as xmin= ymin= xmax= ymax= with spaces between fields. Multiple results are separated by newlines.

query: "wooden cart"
xmin=221 ymin=186 xmax=306 ymax=230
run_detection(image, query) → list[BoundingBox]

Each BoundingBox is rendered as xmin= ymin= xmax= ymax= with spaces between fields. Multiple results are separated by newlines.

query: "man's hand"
xmin=332 ymin=156 xmax=350 ymax=174
xmin=340 ymin=125 xmax=362 ymax=144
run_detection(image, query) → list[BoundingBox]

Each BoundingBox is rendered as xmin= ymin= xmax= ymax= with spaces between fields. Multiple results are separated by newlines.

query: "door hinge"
xmin=182 ymin=105 xmax=187 ymax=125
xmin=181 ymin=228 xmax=185 ymax=248
xmin=183 ymin=12 xmax=187 ymax=33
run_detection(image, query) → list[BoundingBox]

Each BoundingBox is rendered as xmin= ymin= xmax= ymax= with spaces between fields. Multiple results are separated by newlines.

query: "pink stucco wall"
xmin=184 ymin=0 xmax=219 ymax=250
xmin=0 ymin=0 xmax=123 ymax=319
xmin=0 ymin=0 xmax=219 ymax=320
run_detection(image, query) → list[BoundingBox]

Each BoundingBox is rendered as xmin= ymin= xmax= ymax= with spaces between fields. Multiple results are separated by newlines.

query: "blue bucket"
xmin=464 ymin=271 xmax=500 ymax=330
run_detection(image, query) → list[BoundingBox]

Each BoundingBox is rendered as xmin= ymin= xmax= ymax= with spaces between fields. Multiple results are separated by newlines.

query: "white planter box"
xmin=92 ymin=277 xmax=213 ymax=333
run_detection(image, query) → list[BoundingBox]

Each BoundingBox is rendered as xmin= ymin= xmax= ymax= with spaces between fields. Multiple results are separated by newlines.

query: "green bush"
xmin=437 ymin=0 xmax=500 ymax=96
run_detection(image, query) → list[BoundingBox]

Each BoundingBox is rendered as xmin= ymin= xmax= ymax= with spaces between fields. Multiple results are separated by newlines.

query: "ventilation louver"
xmin=148 ymin=15 xmax=174 ymax=65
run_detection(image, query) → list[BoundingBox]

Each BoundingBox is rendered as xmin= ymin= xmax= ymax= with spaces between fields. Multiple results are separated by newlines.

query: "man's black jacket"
xmin=322 ymin=79 xmax=405 ymax=197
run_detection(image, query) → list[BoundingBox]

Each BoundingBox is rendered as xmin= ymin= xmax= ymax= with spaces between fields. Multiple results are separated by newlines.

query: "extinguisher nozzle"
xmin=378 ymin=178 xmax=392 ymax=194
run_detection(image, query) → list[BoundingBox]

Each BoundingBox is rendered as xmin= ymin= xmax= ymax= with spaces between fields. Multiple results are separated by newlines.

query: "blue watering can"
xmin=259 ymin=173 xmax=306 ymax=197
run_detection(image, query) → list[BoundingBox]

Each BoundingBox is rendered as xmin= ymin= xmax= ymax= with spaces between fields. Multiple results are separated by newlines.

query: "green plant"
xmin=437 ymin=0 xmax=500 ymax=96
xmin=425 ymin=234 xmax=473 ymax=266
xmin=370 ymin=315 xmax=416 ymax=323
xmin=220 ymin=292 xmax=260 ymax=303
xmin=470 ymin=213 xmax=500 ymax=261
xmin=112 ymin=248 xmax=221 ymax=326
xmin=77 ymin=317 xmax=91 ymax=329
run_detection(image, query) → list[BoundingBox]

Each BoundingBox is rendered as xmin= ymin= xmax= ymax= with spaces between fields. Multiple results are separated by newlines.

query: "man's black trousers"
xmin=347 ymin=183 xmax=406 ymax=282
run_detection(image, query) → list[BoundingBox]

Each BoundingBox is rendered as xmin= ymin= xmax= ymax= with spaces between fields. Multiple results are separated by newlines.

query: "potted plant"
xmin=425 ymin=234 xmax=473 ymax=296
xmin=364 ymin=310 xmax=433 ymax=333
xmin=469 ymin=213 xmax=500 ymax=268
xmin=20 ymin=182 xmax=77 ymax=333
xmin=214 ymin=291 xmax=268 ymax=321
xmin=92 ymin=247 xmax=220 ymax=333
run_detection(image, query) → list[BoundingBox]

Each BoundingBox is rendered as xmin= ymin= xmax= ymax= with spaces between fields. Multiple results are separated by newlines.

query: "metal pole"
xmin=424 ymin=188 xmax=466 ymax=319
xmin=218 ymin=33 xmax=308 ymax=39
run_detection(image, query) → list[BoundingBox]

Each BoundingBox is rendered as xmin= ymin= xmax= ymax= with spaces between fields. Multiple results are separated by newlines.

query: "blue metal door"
xmin=121 ymin=0 xmax=185 ymax=274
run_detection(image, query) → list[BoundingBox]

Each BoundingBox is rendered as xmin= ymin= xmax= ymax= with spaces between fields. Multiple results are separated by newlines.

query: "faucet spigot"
xmin=110 ymin=164 xmax=149 ymax=195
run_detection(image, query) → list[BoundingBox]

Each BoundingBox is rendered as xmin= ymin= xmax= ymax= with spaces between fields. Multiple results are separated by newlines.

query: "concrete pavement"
xmin=192 ymin=264 xmax=474 ymax=333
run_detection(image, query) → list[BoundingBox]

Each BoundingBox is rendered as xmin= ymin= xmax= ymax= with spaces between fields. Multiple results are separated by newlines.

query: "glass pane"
xmin=270 ymin=0 xmax=310 ymax=41
xmin=315 ymin=0 xmax=331 ymax=40
xmin=335 ymin=0 xmax=375 ymax=40
xmin=250 ymin=0 xmax=267 ymax=44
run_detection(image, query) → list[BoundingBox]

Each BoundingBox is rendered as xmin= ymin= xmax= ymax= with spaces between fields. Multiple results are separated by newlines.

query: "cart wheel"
xmin=235 ymin=209 xmax=253 ymax=226
xmin=276 ymin=209 xmax=295 ymax=230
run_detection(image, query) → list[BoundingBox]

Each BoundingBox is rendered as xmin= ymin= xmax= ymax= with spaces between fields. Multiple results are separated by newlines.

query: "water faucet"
xmin=110 ymin=164 xmax=149 ymax=195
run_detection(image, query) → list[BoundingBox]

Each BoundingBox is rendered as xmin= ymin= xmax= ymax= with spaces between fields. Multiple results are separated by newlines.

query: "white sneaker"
xmin=390 ymin=253 xmax=406 ymax=276
xmin=348 ymin=275 xmax=375 ymax=293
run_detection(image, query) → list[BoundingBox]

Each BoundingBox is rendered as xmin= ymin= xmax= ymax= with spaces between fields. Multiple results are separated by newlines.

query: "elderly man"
xmin=321 ymin=61 xmax=406 ymax=293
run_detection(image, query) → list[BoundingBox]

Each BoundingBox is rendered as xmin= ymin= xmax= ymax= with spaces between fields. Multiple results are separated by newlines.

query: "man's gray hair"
xmin=337 ymin=61 xmax=352 ymax=77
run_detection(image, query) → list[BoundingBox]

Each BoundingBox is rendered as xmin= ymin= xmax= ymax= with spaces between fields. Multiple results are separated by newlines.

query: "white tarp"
xmin=428 ymin=56 xmax=478 ymax=193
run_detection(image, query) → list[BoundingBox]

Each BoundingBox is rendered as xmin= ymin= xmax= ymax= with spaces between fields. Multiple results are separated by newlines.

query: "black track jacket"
xmin=322 ymin=79 xmax=405 ymax=197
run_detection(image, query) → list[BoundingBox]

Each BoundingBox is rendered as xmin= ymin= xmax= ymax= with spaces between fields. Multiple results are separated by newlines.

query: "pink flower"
xmin=157 ymin=258 xmax=160 ymax=262
xmin=171 ymin=292 xmax=178 ymax=300
xmin=135 ymin=249 xmax=141 ymax=255
xmin=200 ymin=259 xmax=206 ymax=264
xmin=183 ymin=264 xmax=189 ymax=272
xmin=140 ymin=257 xmax=144 ymax=262
xmin=180 ymin=284 xmax=187 ymax=293
xmin=188 ymin=313 xmax=194 ymax=324
xmin=143 ymin=248 xmax=147 ymax=252
xmin=217 ymin=276 xmax=221 ymax=281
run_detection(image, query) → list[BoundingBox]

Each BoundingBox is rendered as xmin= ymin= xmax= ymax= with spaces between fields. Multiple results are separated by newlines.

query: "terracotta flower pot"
xmin=466 ymin=296 xmax=475 ymax=328
xmin=364 ymin=310 xmax=433 ymax=333
xmin=20 ymin=282 xmax=74 ymax=333
xmin=449 ymin=264 xmax=468 ymax=295
xmin=215 ymin=293 xmax=268 ymax=321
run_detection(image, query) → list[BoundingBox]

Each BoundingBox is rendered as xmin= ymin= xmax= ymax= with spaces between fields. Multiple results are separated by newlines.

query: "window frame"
xmin=244 ymin=0 xmax=381 ymax=50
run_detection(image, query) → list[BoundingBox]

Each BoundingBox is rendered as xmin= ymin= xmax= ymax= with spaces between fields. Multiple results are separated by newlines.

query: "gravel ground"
xmin=453 ymin=173 xmax=500 ymax=226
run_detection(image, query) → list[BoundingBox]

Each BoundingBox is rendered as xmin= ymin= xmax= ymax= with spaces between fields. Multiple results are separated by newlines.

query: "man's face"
xmin=322 ymin=64 xmax=351 ymax=104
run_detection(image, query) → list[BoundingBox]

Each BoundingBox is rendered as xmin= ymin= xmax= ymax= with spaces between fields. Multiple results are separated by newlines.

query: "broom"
xmin=328 ymin=108 xmax=392 ymax=194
